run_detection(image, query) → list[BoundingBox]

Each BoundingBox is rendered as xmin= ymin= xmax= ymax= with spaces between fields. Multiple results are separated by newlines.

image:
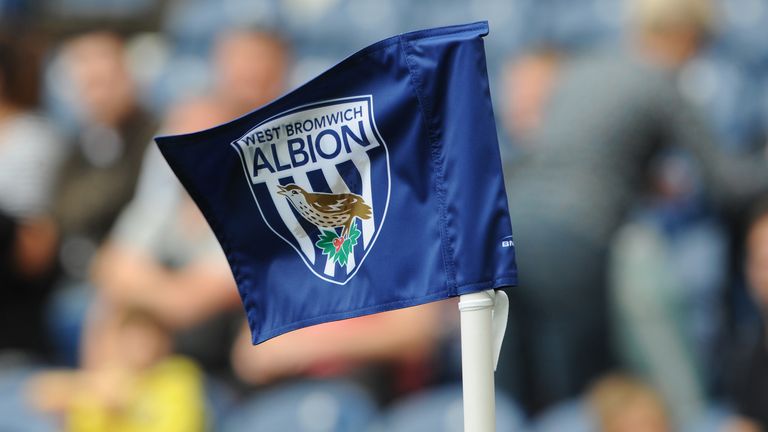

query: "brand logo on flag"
xmin=232 ymin=95 xmax=390 ymax=285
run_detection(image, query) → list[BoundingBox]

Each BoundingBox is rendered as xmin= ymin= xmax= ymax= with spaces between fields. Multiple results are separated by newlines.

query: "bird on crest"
xmin=277 ymin=183 xmax=372 ymax=241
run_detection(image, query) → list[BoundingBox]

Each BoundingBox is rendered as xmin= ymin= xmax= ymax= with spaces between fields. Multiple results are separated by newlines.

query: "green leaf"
xmin=315 ymin=230 xmax=340 ymax=258
xmin=336 ymin=248 xmax=348 ymax=266
xmin=314 ymin=224 xmax=363 ymax=267
xmin=348 ymin=224 xmax=361 ymax=245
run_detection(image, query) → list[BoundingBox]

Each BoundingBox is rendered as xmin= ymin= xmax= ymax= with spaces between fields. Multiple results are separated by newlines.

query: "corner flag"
xmin=155 ymin=21 xmax=517 ymax=345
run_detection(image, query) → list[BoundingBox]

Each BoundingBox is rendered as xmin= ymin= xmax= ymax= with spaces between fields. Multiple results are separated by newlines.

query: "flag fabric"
xmin=155 ymin=21 xmax=517 ymax=344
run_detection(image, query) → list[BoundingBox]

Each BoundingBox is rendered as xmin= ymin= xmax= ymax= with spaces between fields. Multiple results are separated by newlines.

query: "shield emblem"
xmin=231 ymin=95 xmax=390 ymax=285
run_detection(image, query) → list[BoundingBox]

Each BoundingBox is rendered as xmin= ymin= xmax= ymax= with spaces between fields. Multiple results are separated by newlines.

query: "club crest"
xmin=231 ymin=96 xmax=390 ymax=284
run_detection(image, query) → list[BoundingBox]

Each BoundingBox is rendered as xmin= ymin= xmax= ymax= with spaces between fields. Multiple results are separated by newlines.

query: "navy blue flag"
xmin=156 ymin=21 xmax=517 ymax=344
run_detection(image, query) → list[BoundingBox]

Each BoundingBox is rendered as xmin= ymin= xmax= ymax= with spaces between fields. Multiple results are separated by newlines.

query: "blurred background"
xmin=1 ymin=0 xmax=768 ymax=431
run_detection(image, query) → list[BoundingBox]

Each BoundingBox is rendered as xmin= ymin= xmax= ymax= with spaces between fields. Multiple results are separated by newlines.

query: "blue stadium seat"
xmin=220 ymin=379 xmax=378 ymax=432
xmin=369 ymin=384 xmax=527 ymax=432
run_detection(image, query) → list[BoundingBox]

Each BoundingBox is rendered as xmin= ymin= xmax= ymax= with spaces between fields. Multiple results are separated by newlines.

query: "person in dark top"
xmin=53 ymin=31 xmax=157 ymax=281
xmin=728 ymin=201 xmax=768 ymax=431
xmin=0 ymin=35 xmax=63 ymax=357
xmin=498 ymin=0 xmax=768 ymax=413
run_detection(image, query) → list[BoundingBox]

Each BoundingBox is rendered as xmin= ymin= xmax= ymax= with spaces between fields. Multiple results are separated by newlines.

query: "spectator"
xmin=81 ymin=28 xmax=291 ymax=375
xmin=589 ymin=373 xmax=671 ymax=432
xmin=500 ymin=48 xmax=561 ymax=154
xmin=609 ymin=151 xmax=728 ymax=427
xmin=225 ymin=275 xmax=445 ymax=432
xmin=84 ymin=98 xmax=241 ymax=373
xmin=726 ymin=199 xmax=768 ymax=431
xmin=212 ymin=28 xmax=290 ymax=118
xmin=29 ymin=307 xmax=206 ymax=432
xmin=53 ymin=31 xmax=157 ymax=281
xmin=0 ymin=34 xmax=64 ymax=357
xmin=230 ymin=303 xmax=440 ymax=389
xmin=498 ymin=0 xmax=768 ymax=413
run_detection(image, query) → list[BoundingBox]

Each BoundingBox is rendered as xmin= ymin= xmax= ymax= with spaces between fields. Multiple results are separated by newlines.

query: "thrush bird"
xmin=277 ymin=183 xmax=372 ymax=238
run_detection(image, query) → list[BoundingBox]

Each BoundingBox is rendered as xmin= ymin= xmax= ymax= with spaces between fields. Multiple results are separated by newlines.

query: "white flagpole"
xmin=458 ymin=289 xmax=509 ymax=432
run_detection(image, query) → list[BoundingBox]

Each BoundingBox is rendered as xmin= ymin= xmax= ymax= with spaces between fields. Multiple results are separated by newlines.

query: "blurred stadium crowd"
xmin=1 ymin=0 xmax=768 ymax=431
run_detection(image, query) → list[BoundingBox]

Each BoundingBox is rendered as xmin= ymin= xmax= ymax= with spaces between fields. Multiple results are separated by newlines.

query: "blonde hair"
xmin=589 ymin=374 xmax=670 ymax=432
xmin=630 ymin=0 xmax=717 ymax=36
